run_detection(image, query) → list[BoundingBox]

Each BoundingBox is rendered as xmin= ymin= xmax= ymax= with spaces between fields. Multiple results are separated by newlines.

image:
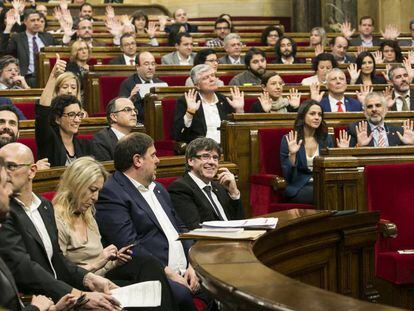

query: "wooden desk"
xmin=190 ymin=209 xmax=402 ymax=310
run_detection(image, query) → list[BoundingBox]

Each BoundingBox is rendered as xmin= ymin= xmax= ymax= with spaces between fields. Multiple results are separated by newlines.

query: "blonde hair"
xmin=53 ymin=157 xmax=108 ymax=231
xmin=310 ymin=27 xmax=327 ymax=46
xmin=69 ymin=39 xmax=91 ymax=62
xmin=53 ymin=72 xmax=81 ymax=101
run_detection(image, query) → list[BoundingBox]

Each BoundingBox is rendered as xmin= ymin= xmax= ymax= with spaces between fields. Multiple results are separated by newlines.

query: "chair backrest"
xmin=365 ymin=163 xmax=414 ymax=250
xmin=17 ymin=137 xmax=37 ymax=161
xmin=156 ymin=176 xmax=178 ymax=189
xmin=99 ymin=76 xmax=128 ymax=112
xmin=15 ymin=101 xmax=35 ymax=119
xmin=161 ymin=98 xmax=177 ymax=140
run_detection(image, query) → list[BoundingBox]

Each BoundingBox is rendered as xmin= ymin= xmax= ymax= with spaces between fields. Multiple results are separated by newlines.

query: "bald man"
xmin=0 ymin=143 xmax=120 ymax=309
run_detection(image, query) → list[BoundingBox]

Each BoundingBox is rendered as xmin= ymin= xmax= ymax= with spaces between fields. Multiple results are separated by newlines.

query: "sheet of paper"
xmin=110 ymin=281 xmax=161 ymax=308
xmin=138 ymin=82 xmax=168 ymax=98
xmin=202 ymin=217 xmax=278 ymax=229
xmin=180 ymin=229 xmax=266 ymax=240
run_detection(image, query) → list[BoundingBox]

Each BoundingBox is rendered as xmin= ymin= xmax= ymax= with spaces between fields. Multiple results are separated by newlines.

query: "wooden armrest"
xmin=250 ymin=174 xmax=286 ymax=190
xmin=271 ymin=176 xmax=286 ymax=190
xmin=378 ymin=219 xmax=398 ymax=238
xmin=174 ymin=141 xmax=187 ymax=155
xmin=20 ymin=295 xmax=33 ymax=305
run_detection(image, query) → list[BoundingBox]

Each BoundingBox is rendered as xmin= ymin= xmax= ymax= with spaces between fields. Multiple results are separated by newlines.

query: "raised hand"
xmin=340 ymin=21 xmax=355 ymax=39
xmin=158 ymin=15 xmax=168 ymax=31
xmin=336 ymin=129 xmax=350 ymax=148
xmin=59 ymin=0 xmax=68 ymax=11
xmin=407 ymin=50 xmax=414 ymax=65
xmin=105 ymin=17 xmax=122 ymax=38
xmin=403 ymin=58 xmax=414 ymax=82
xmin=356 ymin=84 xmax=373 ymax=105
xmin=5 ymin=9 xmax=18 ymax=30
xmin=288 ymin=88 xmax=301 ymax=109
xmin=383 ymin=85 xmax=394 ymax=108
xmin=258 ymin=91 xmax=272 ymax=112
xmin=145 ymin=21 xmax=158 ymax=38
xmin=381 ymin=24 xmax=400 ymax=41
xmin=12 ymin=0 xmax=26 ymax=15
xmin=53 ymin=53 xmax=67 ymax=77
xmin=185 ymin=89 xmax=201 ymax=113
xmin=397 ymin=119 xmax=414 ymax=145
xmin=373 ymin=50 xmax=384 ymax=64
xmin=105 ymin=5 xmax=115 ymax=19
xmin=119 ymin=14 xmax=131 ymax=25
xmin=347 ymin=63 xmax=361 ymax=84
xmin=355 ymin=45 xmax=368 ymax=58
xmin=286 ymin=130 xmax=302 ymax=155
xmin=226 ymin=86 xmax=245 ymax=112
xmin=60 ymin=18 xmax=74 ymax=37
xmin=310 ymin=82 xmax=324 ymax=102
xmin=53 ymin=7 xmax=62 ymax=22
xmin=314 ymin=44 xmax=324 ymax=56
xmin=381 ymin=63 xmax=391 ymax=83
xmin=355 ymin=121 xmax=373 ymax=146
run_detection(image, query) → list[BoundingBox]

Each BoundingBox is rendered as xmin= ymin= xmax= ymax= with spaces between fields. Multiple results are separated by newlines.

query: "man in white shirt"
xmin=387 ymin=64 xmax=414 ymax=111
xmin=161 ymin=33 xmax=196 ymax=65
xmin=109 ymin=33 xmax=138 ymax=65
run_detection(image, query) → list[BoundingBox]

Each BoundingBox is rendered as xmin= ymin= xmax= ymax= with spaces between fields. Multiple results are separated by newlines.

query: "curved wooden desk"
xmin=189 ymin=209 xmax=402 ymax=310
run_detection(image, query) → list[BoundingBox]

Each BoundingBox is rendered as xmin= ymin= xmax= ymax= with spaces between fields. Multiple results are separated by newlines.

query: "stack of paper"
xmin=111 ymin=281 xmax=161 ymax=308
xmin=201 ymin=217 xmax=278 ymax=230
xmin=180 ymin=228 xmax=266 ymax=240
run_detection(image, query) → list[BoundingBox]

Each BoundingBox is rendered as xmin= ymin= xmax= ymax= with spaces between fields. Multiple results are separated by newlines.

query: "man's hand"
xmin=310 ymin=82 xmax=324 ymax=102
xmin=217 ymin=167 xmax=239 ymax=197
xmin=83 ymin=273 xmax=118 ymax=294
xmin=397 ymin=119 xmax=414 ymax=145
xmin=158 ymin=15 xmax=168 ymax=31
xmin=164 ymin=266 xmax=191 ymax=290
xmin=355 ymin=121 xmax=373 ymax=147
xmin=105 ymin=5 xmax=115 ymax=20
xmin=105 ymin=17 xmax=122 ymax=38
xmin=226 ymin=86 xmax=244 ymax=113
xmin=356 ymin=84 xmax=373 ymax=105
xmin=129 ymin=84 xmax=140 ymax=99
xmin=383 ymin=85 xmax=394 ymax=108
xmin=5 ymin=9 xmax=18 ymax=32
xmin=355 ymin=45 xmax=368 ymax=58
xmin=381 ymin=24 xmax=400 ymax=41
xmin=336 ymin=129 xmax=350 ymax=148
xmin=36 ymin=158 xmax=50 ymax=170
xmin=30 ymin=295 xmax=54 ymax=311
xmin=50 ymin=294 xmax=77 ymax=311
xmin=83 ymin=292 xmax=121 ymax=311
xmin=340 ymin=21 xmax=355 ymax=39
xmin=184 ymin=264 xmax=200 ymax=293
xmin=403 ymin=58 xmax=414 ymax=82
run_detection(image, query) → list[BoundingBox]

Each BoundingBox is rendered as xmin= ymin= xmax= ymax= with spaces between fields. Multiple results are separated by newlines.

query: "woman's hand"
xmin=286 ymin=130 xmax=302 ymax=155
xmin=336 ymin=130 xmax=350 ymax=148
xmin=347 ymin=63 xmax=360 ymax=85
xmin=258 ymin=91 xmax=272 ymax=112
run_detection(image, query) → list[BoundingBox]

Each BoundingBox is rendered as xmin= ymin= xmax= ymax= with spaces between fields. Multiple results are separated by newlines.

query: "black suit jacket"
xmin=119 ymin=73 xmax=165 ymax=123
xmin=347 ymin=121 xmax=403 ymax=147
xmin=0 ymin=31 xmax=59 ymax=75
xmin=172 ymin=92 xmax=235 ymax=143
xmin=91 ymin=127 xmax=118 ymax=161
xmin=168 ymin=172 xmax=244 ymax=229
xmin=0 ymin=197 xmax=88 ymax=301
xmin=109 ymin=54 xmax=139 ymax=65
xmin=349 ymin=36 xmax=382 ymax=47
xmin=390 ymin=91 xmax=414 ymax=111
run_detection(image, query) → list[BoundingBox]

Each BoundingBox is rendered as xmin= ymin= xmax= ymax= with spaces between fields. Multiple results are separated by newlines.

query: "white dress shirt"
xmin=26 ymin=32 xmax=44 ymax=74
xmin=111 ymin=127 xmax=125 ymax=141
xmin=328 ymin=95 xmax=347 ymax=112
xmin=177 ymin=53 xmax=191 ymax=65
xmin=125 ymin=175 xmax=187 ymax=274
xmin=394 ymin=90 xmax=410 ymax=111
xmin=228 ymin=55 xmax=242 ymax=64
xmin=369 ymin=122 xmax=389 ymax=147
xmin=123 ymin=55 xmax=136 ymax=65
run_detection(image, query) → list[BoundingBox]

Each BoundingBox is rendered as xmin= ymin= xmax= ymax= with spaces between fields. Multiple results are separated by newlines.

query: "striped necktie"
xmin=376 ymin=126 xmax=386 ymax=147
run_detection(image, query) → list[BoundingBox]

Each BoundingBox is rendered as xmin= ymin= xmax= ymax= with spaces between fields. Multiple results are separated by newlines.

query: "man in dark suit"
xmin=92 ymin=97 xmax=137 ymax=161
xmin=329 ymin=36 xmax=356 ymax=64
xmin=109 ymin=33 xmax=138 ymax=65
xmin=95 ymin=133 xmax=211 ymax=310
xmin=346 ymin=92 xmax=414 ymax=147
xmin=119 ymin=51 xmax=167 ymax=123
xmin=0 ymin=9 xmax=59 ymax=87
xmin=0 ymin=143 xmax=121 ymax=310
xmin=314 ymin=68 xmax=363 ymax=112
xmin=170 ymin=8 xmax=198 ymax=33
xmin=172 ymin=64 xmax=245 ymax=144
xmin=218 ymin=33 xmax=245 ymax=64
xmin=168 ymin=137 xmax=243 ymax=229
xmin=387 ymin=64 xmax=414 ymax=111
xmin=347 ymin=16 xmax=382 ymax=47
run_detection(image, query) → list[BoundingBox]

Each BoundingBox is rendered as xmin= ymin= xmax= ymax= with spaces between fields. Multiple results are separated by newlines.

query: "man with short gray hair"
xmin=219 ymin=33 xmax=245 ymax=64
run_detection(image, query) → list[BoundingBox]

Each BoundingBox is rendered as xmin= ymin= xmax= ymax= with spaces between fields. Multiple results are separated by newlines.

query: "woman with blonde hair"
xmin=309 ymin=27 xmax=327 ymax=47
xmin=66 ymin=40 xmax=91 ymax=99
xmin=53 ymin=157 xmax=177 ymax=310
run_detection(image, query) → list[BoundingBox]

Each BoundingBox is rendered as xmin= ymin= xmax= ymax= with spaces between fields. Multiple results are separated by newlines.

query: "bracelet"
xmin=186 ymin=108 xmax=196 ymax=115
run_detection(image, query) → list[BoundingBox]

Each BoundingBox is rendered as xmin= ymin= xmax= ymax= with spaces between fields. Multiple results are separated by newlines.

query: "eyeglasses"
xmin=194 ymin=154 xmax=220 ymax=161
xmin=113 ymin=107 xmax=138 ymax=115
xmin=62 ymin=111 xmax=86 ymax=120
xmin=6 ymin=162 xmax=32 ymax=171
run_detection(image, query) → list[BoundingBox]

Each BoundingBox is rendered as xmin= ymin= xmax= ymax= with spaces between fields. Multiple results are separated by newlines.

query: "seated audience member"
xmin=161 ymin=33 xmax=196 ymax=65
xmin=0 ymin=9 xmax=60 ymax=87
xmin=130 ymin=9 xmax=159 ymax=46
xmin=109 ymin=33 xmax=138 ymax=65
xmin=261 ymin=25 xmax=283 ymax=46
xmin=66 ymin=40 xmax=91 ymax=97
xmin=219 ymin=33 xmax=244 ymax=64
xmin=387 ymin=64 xmax=414 ymax=111
xmin=36 ymin=4 xmax=47 ymax=17
xmin=167 ymin=23 xmax=186 ymax=46
xmin=172 ymin=64 xmax=244 ymax=144
xmin=229 ymin=48 xmax=267 ymax=86
xmin=311 ymin=68 xmax=363 ymax=112
xmin=346 ymin=92 xmax=414 ymax=147
xmin=343 ymin=16 xmax=382 ymax=47
xmin=185 ymin=49 xmax=224 ymax=87
xmin=280 ymin=100 xmax=335 ymax=204
xmin=38 ymin=13 xmax=48 ymax=33
xmin=273 ymin=36 xmax=301 ymax=64
xmin=250 ymin=72 xmax=301 ymax=113
xmin=348 ymin=51 xmax=387 ymax=85
xmin=399 ymin=19 xmax=414 ymax=47
xmin=119 ymin=51 xmax=167 ymax=122
xmin=96 ymin=133 xmax=212 ymax=311
xmin=78 ymin=2 xmax=93 ymax=20
xmin=0 ymin=143 xmax=121 ymax=309
xmin=301 ymin=53 xmax=337 ymax=86
xmin=168 ymin=8 xmax=198 ymax=33
xmin=205 ymin=18 xmax=231 ymax=48
xmin=53 ymin=157 xmax=177 ymax=310
xmin=168 ymin=137 xmax=244 ymax=229
xmin=62 ymin=19 xmax=106 ymax=47
xmin=218 ymin=13 xmax=235 ymax=32
xmin=92 ymin=97 xmax=137 ymax=161
xmin=329 ymin=36 xmax=355 ymax=64
xmin=309 ymin=27 xmax=327 ymax=48
xmin=376 ymin=40 xmax=403 ymax=64
xmin=0 ymin=55 xmax=30 ymax=90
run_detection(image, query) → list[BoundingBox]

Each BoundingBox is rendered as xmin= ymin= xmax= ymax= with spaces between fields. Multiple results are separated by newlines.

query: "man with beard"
xmin=229 ymin=48 xmax=267 ymax=86
xmin=205 ymin=18 xmax=231 ymax=48
xmin=0 ymin=56 xmax=30 ymax=90
xmin=62 ymin=19 xmax=105 ymax=48
xmin=273 ymin=36 xmax=302 ymax=64
xmin=346 ymin=92 xmax=414 ymax=147
xmin=386 ymin=64 xmax=414 ymax=111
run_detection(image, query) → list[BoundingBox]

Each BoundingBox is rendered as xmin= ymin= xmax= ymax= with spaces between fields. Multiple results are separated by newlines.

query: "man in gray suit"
xmin=161 ymin=33 xmax=196 ymax=65
xmin=218 ymin=33 xmax=245 ymax=65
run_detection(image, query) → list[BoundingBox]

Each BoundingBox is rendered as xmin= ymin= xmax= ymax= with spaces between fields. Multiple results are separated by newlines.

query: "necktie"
xmin=32 ymin=36 xmax=39 ymax=54
xmin=203 ymin=185 xmax=224 ymax=220
xmin=336 ymin=101 xmax=344 ymax=112
xmin=376 ymin=126 xmax=386 ymax=147
xmin=130 ymin=59 xmax=135 ymax=65
xmin=399 ymin=96 xmax=409 ymax=111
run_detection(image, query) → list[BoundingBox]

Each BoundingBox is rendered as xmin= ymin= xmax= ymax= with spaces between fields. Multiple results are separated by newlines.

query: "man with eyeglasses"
xmin=109 ymin=33 xmax=139 ymax=65
xmin=0 ymin=56 xmax=30 ymax=90
xmin=206 ymin=18 xmax=231 ymax=48
xmin=92 ymin=97 xmax=137 ymax=162
xmin=168 ymin=137 xmax=243 ymax=230
xmin=229 ymin=48 xmax=267 ymax=86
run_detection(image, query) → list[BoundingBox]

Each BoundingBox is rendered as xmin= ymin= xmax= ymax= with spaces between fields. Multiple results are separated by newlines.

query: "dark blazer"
xmin=65 ymin=61 xmax=87 ymax=93
xmin=165 ymin=23 xmax=198 ymax=33
xmin=354 ymin=74 xmax=387 ymax=85
xmin=35 ymin=104 xmax=92 ymax=167
xmin=349 ymin=36 xmax=382 ymax=47
xmin=270 ymin=57 xmax=305 ymax=64
xmin=172 ymin=92 xmax=235 ymax=143
xmin=109 ymin=54 xmax=139 ymax=65
xmin=91 ymin=127 xmax=118 ymax=161
xmin=95 ymin=171 xmax=192 ymax=268
xmin=0 ymin=31 xmax=59 ymax=76
xmin=280 ymin=134 xmax=333 ymax=198
xmin=218 ymin=54 xmax=245 ymax=65
xmin=0 ymin=197 xmax=88 ymax=301
xmin=389 ymin=91 xmax=414 ymax=111
xmin=119 ymin=73 xmax=165 ymax=123
xmin=168 ymin=172 xmax=244 ymax=229
xmin=347 ymin=121 xmax=403 ymax=147
xmin=319 ymin=96 xmax=363 ymax=112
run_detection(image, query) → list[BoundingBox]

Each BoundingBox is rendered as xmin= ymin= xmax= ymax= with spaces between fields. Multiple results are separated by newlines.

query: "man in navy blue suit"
xmin=95 ymin=132 xmax=210 ymax=311
xmin=312 ymin=68 xmax=363 ymax=112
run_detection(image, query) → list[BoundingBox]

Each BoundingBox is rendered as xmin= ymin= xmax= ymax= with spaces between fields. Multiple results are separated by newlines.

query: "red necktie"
xmin=337 ymin=101 xmax=344 ymax=112
xmin=130 ymin=59 xmax=135 ymax=65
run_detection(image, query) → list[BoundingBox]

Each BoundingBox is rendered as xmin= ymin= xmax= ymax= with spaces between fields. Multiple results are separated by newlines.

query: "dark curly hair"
xmin=355 ymin=51 xmax=377 ymax=83
xmin=294 ymin=100 xmax=328 ymax=146
xmin=194 ymin=49 xmax=216 ymax=66
xmin=49 ymin=95 xmax=82 ymax=128
xmin=274 ymin=36 xmax=297 ymax=62
xmin=261 ymin=25 xmax=283 ymax=46
xmin=311 ymin=52 xmax=337 ymax=72
xmin=379 ymin=40 xmax=403 ymax=63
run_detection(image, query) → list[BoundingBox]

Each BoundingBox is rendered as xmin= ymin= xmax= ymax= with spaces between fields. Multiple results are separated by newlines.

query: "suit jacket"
xmin=171 ymin=92 xmax=235 ymax=143
xmin=347 ymin=121 xmax=403 ymax=147
xmin=161 ymin=51 xmax=196 ymax=65
xmin=91 ymin=127 xmax=118 ymax=162
xmin=168 ymin=172 xmax=244 ymax=229
xmin=109 ymin=54 xmax=139 ymax=65
xmin=280 ymin=134 xmax=333 ymax=198
xmin=389 ymin=90 xmax=414 ymax=111
xmin=118 ymin=73 xmax=165 ymax=123
xmin=349 ymin=36 xmax=382 ymax=47
xmin=0 ymin=31 xmax=59 ymax=75
xmin=95 ymin=171 xmax=192 ymax=268
xmin=0 ymin=197 xmax=88 ymax=301
xmin=399 ymin=39 xmax=414 ymax=47
xmin=166 ymin=23 xmax=198 ymax=33
xmin=218 ymin=54 xmax=245 ymax=65
xmin=319 ymin=96 xmax=363 ymax=112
